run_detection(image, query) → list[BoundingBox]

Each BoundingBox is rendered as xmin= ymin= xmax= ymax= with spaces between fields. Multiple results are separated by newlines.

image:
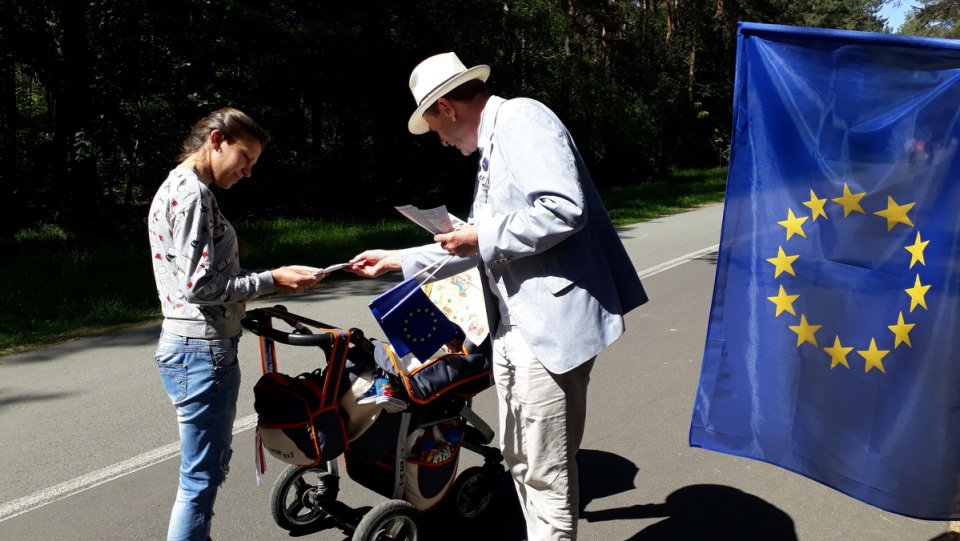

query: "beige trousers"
xmin=493 ymin=324 xmax=595 ymax=541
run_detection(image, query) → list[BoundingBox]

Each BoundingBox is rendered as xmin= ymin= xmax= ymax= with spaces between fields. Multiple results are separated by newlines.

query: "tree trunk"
xmin=665 ymin=0 xmax=675 ymax=44
xmin=689 ymin=26 xmax=697 ymax=100
xmin=0 ymin=11 xmax=18 ymax=235
xmin=53 ymin=0 xmax=100 ymax=230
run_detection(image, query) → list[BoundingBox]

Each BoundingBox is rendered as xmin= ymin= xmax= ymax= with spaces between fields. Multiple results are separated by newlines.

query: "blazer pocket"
xmin=539 ymin=255 xmax=590 ymax=295
xmin=543 ymin=274 xmax=577 ymax=295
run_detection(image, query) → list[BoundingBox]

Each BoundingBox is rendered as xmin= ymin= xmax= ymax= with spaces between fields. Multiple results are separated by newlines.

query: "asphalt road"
xmin=0 ymin=204 xmax=953 ymax=540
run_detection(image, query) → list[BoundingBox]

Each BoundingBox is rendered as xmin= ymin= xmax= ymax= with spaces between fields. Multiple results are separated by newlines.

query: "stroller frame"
xmin=242 ymin=305 xmax=505 ymax=541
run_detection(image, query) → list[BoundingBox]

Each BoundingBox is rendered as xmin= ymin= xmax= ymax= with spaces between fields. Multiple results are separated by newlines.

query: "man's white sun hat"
xmin=407 ymin=52 xmax=490 ymax=135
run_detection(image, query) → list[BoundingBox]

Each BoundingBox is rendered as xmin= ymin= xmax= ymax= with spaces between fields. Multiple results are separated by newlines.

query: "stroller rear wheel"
xmin=352 ymin=499 xmax=419 ymax=541
xmin=271 ymin=462 xmax=339 ymax=533
xmin=447 ymin=466 xmax=498 ymax=519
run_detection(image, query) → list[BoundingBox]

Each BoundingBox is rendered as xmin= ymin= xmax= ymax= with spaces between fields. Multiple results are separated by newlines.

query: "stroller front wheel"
xmin=271 ymin=462 xmax=339 ymax=533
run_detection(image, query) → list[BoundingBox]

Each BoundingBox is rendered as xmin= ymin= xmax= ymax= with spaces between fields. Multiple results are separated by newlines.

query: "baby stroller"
xmin=241 ymin=305 xmax=505 ymax=541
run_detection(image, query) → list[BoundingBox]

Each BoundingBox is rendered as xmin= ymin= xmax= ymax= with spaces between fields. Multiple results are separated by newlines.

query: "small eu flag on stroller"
xmin=369 ymin=256 xmax=459 ymax=361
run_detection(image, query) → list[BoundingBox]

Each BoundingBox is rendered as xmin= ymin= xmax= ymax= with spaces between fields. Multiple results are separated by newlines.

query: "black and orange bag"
xmin=251 ymin=315 xmax=352 ymax=468
xmin=253 ymin=368 xmax=348 ymax=466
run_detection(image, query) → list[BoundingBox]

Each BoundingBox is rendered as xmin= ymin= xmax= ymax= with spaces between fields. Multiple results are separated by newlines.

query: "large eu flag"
xmin=690 ymin=22 xmax=960 ymax=519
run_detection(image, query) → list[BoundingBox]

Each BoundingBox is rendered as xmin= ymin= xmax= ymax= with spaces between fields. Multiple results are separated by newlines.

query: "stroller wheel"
xmin=271 ymin=462 xmax=338 ymax=533
xmin=447 ymin=466 xmax=497 ymax=519
xmin=352 ymin=499 xmax=419 ymax=541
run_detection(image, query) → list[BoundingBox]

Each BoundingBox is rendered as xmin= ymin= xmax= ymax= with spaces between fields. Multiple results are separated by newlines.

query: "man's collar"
xmin=477 ymin=95 xmax=506 ymax=154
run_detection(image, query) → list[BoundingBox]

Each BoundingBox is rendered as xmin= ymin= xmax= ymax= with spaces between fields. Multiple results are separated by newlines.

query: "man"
xmin=347 ymin=51 xmax=648 ymax=541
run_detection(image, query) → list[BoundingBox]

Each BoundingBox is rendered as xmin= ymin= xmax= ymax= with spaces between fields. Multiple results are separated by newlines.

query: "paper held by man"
xmin=395 ymin=204 xmax=466 ymax=234
xmin=364 ymin=204 xmax=489 ymax=353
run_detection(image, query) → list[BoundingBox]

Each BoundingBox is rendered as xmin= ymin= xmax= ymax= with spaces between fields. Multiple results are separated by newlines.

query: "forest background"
xmin=1 ymin=0 xmax=958 ymax=354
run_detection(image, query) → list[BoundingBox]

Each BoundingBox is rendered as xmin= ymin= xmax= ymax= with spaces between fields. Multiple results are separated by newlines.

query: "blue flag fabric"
xmin=369 ymin=277 xmax=459 ymax=361
xmin=690 ymin=22 xmax=960 ymax=520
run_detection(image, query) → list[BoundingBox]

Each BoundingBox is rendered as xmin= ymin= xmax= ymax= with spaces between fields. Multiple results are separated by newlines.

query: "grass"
xmin=0 ymin=166 xmax=726 ymax=356
xmin=604 ymin=167 xmax=728 ymax=226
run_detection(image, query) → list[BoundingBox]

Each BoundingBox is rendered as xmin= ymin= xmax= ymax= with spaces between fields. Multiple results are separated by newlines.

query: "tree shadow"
xmin=0 ymin=389 xmax=75 ymax=410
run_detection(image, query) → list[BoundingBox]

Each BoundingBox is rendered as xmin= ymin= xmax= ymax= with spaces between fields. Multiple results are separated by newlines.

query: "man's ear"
xmin=437 ymin=98 xmax=456 ymax=121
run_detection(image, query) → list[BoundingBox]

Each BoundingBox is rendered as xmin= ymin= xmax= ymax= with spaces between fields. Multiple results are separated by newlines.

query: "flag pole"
xmin=411 ymin=254 xmax=454 ymax=284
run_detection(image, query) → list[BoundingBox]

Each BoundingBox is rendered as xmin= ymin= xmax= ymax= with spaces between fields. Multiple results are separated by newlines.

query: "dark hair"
xmin=177 ymin=107 xmax=271 ymax=162
xmin=424 ymin=79 xmax=489 ymax=116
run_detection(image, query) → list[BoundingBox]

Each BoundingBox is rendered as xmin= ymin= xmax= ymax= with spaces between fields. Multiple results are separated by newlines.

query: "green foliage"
xmin=2 ymin=0 xmax=889 ymax=239
xmin=796 ymin=0 xmax=885 ymax=31
xmin=12 ymin=223 xmax=69 ymax=242
xmin=603 ymin=167 xmax=728 ymax=226
xmin=900 ymin=0 xmax=960 ymax=38
xmin=0 ymin=224 xmax=160 ymax=355
xmin=235 ymin=218 xmax=428 ymax=270
xmin=0 ymin=167 xmax=728 ymax=355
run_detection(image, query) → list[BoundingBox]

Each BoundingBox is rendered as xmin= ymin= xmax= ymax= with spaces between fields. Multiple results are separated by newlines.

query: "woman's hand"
xmin=272 ymin=265 xmax=324 ymax=293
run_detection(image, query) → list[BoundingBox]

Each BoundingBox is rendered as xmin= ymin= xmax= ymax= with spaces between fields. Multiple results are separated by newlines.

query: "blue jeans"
xmin=156 ymin=330 xmax=241 ymax=541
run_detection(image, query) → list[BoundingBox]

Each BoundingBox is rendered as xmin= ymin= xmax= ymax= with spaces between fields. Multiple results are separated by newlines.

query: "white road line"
xmin=0 ymin=415 xmax=259 ymax=522
xmin=639 ymin=245 xmax=719 ymax=279
xmin=0 ymin=245 xmax=720 ymax=523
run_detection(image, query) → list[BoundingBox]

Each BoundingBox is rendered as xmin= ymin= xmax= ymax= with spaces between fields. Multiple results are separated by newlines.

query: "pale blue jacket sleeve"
xmin=476 ymin=99 xmax=586 ymax=268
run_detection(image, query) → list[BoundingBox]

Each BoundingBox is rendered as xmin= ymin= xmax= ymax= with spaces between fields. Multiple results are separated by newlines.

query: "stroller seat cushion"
xmin=370 ymin=339 xmax=493 ymax=404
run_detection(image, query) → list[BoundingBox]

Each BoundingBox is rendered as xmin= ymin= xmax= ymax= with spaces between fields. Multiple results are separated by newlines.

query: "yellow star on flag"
xmin=905 ymin=232 xmax=928 ymax=269
xmin=789 ymin=314 xmax=821 ymax=346
xmin=823 ymin=336 xmax=853 ymax=369
xmin=858 ymin=338 xmax=889 ymax=374
xmin=905 ymin=274 xmax=931 ymax=312
xmin=888 ymin=311 xmax=915 ymax=348
xmin=873 ymin=196 xmax=915 ymax=231
xmin=832 ymin=183 xmax=866 ymax=217
xmin=778 ymin=209 xmax=808 ymax=240
xmin=803 ymin=189 xmax=828 ymax=221
xmin=766 ymin=246 xmax=799 ymax=277
xmin=768 ymin=285 xmax=800 ymax=316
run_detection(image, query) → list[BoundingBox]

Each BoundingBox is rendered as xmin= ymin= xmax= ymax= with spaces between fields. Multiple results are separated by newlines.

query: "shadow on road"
xmin=0 ymin=388 xmax=76 ymax=409
xmin=582 ymin=483 xmax=798 ymax=541
xmin=275 ymin=448 xmax=805 ymax=541
xmin=578 ymin=448 xmax=639 ymax=512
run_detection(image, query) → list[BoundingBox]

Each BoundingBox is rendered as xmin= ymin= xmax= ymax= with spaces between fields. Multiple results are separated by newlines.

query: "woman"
xmin=147 ymin=107 xmax=323 ymax=541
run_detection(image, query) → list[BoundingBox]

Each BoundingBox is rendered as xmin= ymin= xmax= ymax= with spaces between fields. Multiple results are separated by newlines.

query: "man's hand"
xmin=435 ymin=225 xmax=479 ymax=257
xmin=272 ymin=265 xmax=324 ymax=293
xmin=346 ymin=250 xmax=401 ymax=278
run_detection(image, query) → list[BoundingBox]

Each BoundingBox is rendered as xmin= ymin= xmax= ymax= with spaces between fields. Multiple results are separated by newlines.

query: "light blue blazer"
xmin=401 ymin=96 xmax=648 ymax=373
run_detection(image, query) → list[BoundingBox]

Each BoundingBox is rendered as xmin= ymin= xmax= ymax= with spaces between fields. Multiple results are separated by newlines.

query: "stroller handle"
xmin=241 ymin=306 xmax=367 ymax=348
xmin=241 ymin=308 xmax=333 ymax=347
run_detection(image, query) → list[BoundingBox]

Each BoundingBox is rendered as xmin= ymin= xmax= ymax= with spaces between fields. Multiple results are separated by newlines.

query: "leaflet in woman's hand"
xmin=315 ymin=263 xmax=350 ymax=276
